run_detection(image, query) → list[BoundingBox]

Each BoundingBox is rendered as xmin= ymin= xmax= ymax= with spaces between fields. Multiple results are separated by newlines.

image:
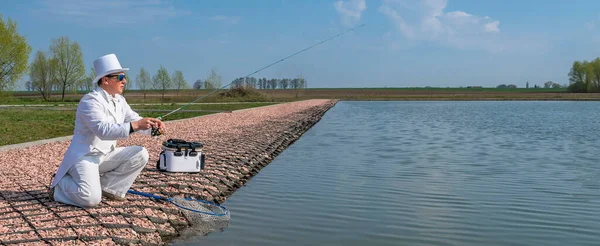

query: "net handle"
xmin=127 ymin=189 xmax=230 ymax=217
xmin=127 ymin=189 xmax=167 ymax=200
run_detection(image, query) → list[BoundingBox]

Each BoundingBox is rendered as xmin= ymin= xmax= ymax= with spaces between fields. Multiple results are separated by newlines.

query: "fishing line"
xmin=137 ymin=25 xmax=365 ymax=227
xmin=152 ymin=23 xmax=366 ymax=133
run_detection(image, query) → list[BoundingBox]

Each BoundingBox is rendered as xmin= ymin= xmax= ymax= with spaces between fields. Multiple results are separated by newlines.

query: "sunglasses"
xmin=107 ymin=74 xmax=126 ymax=81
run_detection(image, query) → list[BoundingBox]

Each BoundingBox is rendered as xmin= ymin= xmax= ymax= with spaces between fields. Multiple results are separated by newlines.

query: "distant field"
xmin=5 ymin=87 xmax=599 ymax=104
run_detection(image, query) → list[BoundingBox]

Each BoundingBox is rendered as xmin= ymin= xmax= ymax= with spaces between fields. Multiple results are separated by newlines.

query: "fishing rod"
xmin=150 ymin=24 xmax=365 ymax=136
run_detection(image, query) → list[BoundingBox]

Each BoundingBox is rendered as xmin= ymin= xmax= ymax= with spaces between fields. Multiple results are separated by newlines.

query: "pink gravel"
xmin=0 ymin=99 xmax=338 ymax=245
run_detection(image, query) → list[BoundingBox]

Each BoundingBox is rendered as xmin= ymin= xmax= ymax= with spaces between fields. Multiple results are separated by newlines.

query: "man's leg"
xmin=98 ymin=146 xmax=149 ymax=199
xmin=53 ymin=155 xmax=103 ymax=207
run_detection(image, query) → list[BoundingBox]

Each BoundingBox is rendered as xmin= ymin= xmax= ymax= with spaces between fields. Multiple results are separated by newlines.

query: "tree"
xmin=230 ymin=77 xmax=243 ymax=89
xmin=268 ymin=79 xmax=278 ymax=89
xmin=25 ymin=81 xmax=32 ymax=91
xmin=75 ymin=67 xmax=95 ymax=92
xmin=279 ymin=78 xmax=289 ymax=89
xmin=171 ymin=70 xmax=188 ymax=96
xmin=122 ymin=74 xmax=132 ymax=95
xmin=583 ymin=60 xmax=595 ymax=92
xmin=568 ymin=58 xmax=600 ymax=93
xmin=205 ymin=68 xmax=222 ymax=89
xmin=49 ymin=36 xmax=85 ymax=101
xmin=569 ymin=61 xmax=585 ymax=87
xmin=152 ymin=65 xmax=171 ymax=100
xmin=29 ymin=51 xmax=57 ymax=101
xmin=193 ymin=79 xmax=203 ymax=89
xmin=84 ymin=67 xmax=96 ymax=92
xmin=591 ymin=58 xmax=600 ymax=90
xmin=544 ymin=80 xmax=563 ymax=89
xmin=0 ymin=15 xmax=32 ymax=91
xmin=294 ymin=74 xmax=307 ymax=98
xmin=526 ymin=81 xmax=529 ymax=88
xmin=136 ymin=67 xmax=151 ymax=101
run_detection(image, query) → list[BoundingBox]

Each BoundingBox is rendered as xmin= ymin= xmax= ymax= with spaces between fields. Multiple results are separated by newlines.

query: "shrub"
xmin=217 ymin=87 xmax=271 ymax=102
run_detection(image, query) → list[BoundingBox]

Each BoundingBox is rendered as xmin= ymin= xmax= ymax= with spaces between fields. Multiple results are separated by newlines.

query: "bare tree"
xmin=205 ymin=68 xmax=222 ymax=89
xmin=171 ymin=70 xmax=188 ymax=96
xmin=136 ymin=67 xmax=151 ymax=101
xmin=49 ymin=36 xmax=85 ymax=101
xmin=29 ymin=50 xmax=57 ymax=101
xmin=152 ymin=65 xmax=171 ymax=100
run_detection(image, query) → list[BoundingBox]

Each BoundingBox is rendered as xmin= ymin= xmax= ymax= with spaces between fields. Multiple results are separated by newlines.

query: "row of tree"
xmin=567 ymin=58 xmax=600 ymax=93
xmin=542 ymin=81 xmax=563 ymax=88
xmin=495 ymin=81 xmax=566 ymax=89
xmin=225 ymin=76 xmax=307 ymax=90
xmin=135 ymin=66 xmax=199 ymax=100
xmin=524 ymin=81 xmax=564 ymax=89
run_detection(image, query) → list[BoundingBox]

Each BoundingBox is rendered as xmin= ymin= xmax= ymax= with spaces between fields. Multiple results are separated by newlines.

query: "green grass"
xmin=0 ymin=102 xmax=279 ymax=146
xmin=0 ymin=109 xmax=76 ymax=146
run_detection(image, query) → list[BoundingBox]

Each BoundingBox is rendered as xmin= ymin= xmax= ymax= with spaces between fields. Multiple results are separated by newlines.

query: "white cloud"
xmin=209 ymin=15 xmax=241 ymax=25
xmin=378 ymin=0 xmax=501 ymax=51
xmin=334 ymin=0 xmax=367 ymax=27
xmin=32 ymin=0 xmax=189 ymax=27
xmin=484 ymin=21 xmax=500 ymax=33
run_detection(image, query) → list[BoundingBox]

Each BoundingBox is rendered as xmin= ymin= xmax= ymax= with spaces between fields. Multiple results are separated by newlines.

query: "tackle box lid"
xmin=162 ymin=138 xmax=203 ymax=149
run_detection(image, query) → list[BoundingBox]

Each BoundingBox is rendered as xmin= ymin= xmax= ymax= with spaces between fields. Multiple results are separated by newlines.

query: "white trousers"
xmin=53 ymin=146 xmax=149 ymax=207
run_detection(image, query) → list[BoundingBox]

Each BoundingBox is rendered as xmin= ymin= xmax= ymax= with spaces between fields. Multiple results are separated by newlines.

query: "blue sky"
xmin=2 ymin=0 xmax=600 ymax=89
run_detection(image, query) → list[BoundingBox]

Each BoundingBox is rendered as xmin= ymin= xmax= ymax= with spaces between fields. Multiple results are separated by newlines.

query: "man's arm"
xmin=122 ymin=99 xmax=152 ymax=136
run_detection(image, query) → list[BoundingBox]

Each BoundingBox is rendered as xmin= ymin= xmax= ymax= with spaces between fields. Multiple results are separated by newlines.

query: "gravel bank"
xmin=0 ymin=99 xmax=338 ymax=245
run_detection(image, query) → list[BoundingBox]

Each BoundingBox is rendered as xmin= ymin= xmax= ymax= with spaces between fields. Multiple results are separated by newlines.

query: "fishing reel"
xmin=151 ymin=126 xmax=164 ymax=137
xmin=151 ymin=116 xmax=165 ymax=137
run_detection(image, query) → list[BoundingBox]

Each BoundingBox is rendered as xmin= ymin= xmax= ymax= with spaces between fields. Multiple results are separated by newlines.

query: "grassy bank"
xmin=0 ymin=102 xmax=278 ymax=146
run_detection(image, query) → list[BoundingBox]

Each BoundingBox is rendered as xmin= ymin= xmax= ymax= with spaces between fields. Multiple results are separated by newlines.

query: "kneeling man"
xmin=49 ymin=54 xmax=166 ymax=207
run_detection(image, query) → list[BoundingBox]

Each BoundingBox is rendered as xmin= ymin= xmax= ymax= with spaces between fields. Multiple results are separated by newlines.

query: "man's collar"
xmin=95 ymin=86 xmax=120 ymax=103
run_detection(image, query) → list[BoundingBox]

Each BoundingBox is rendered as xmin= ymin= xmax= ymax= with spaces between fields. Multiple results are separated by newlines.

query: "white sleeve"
xmin=122 ymin=98 xmax=151 ymax=136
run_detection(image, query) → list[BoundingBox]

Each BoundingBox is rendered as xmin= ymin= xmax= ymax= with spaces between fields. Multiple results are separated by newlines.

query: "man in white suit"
xmin=49 ymin=54 xmax=166 ymax=207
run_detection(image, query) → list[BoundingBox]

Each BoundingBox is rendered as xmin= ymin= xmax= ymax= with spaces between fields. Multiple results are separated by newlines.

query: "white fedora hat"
xmin=92 ymin=53 xmax=129 ymax=84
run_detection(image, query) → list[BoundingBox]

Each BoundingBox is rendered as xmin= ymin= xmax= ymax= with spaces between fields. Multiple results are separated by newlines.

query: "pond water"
xmin=174 ymin=101 xmax=600 ymax=246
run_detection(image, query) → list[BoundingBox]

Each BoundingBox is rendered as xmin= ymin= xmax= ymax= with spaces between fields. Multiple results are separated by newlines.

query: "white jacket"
xmin=51 ymin=87 xmax=150 ymax=188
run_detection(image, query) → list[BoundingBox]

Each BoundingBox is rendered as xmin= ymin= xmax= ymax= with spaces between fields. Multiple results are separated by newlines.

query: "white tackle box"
xmin=157 ymin=138 xmax=205 ymax=172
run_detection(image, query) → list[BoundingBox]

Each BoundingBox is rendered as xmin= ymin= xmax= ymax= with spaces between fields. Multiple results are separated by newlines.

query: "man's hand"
xmin=154 ymin=119 xmax=166 ymax=131
xmin=132 ymin=118 xmax=166 ymax=131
